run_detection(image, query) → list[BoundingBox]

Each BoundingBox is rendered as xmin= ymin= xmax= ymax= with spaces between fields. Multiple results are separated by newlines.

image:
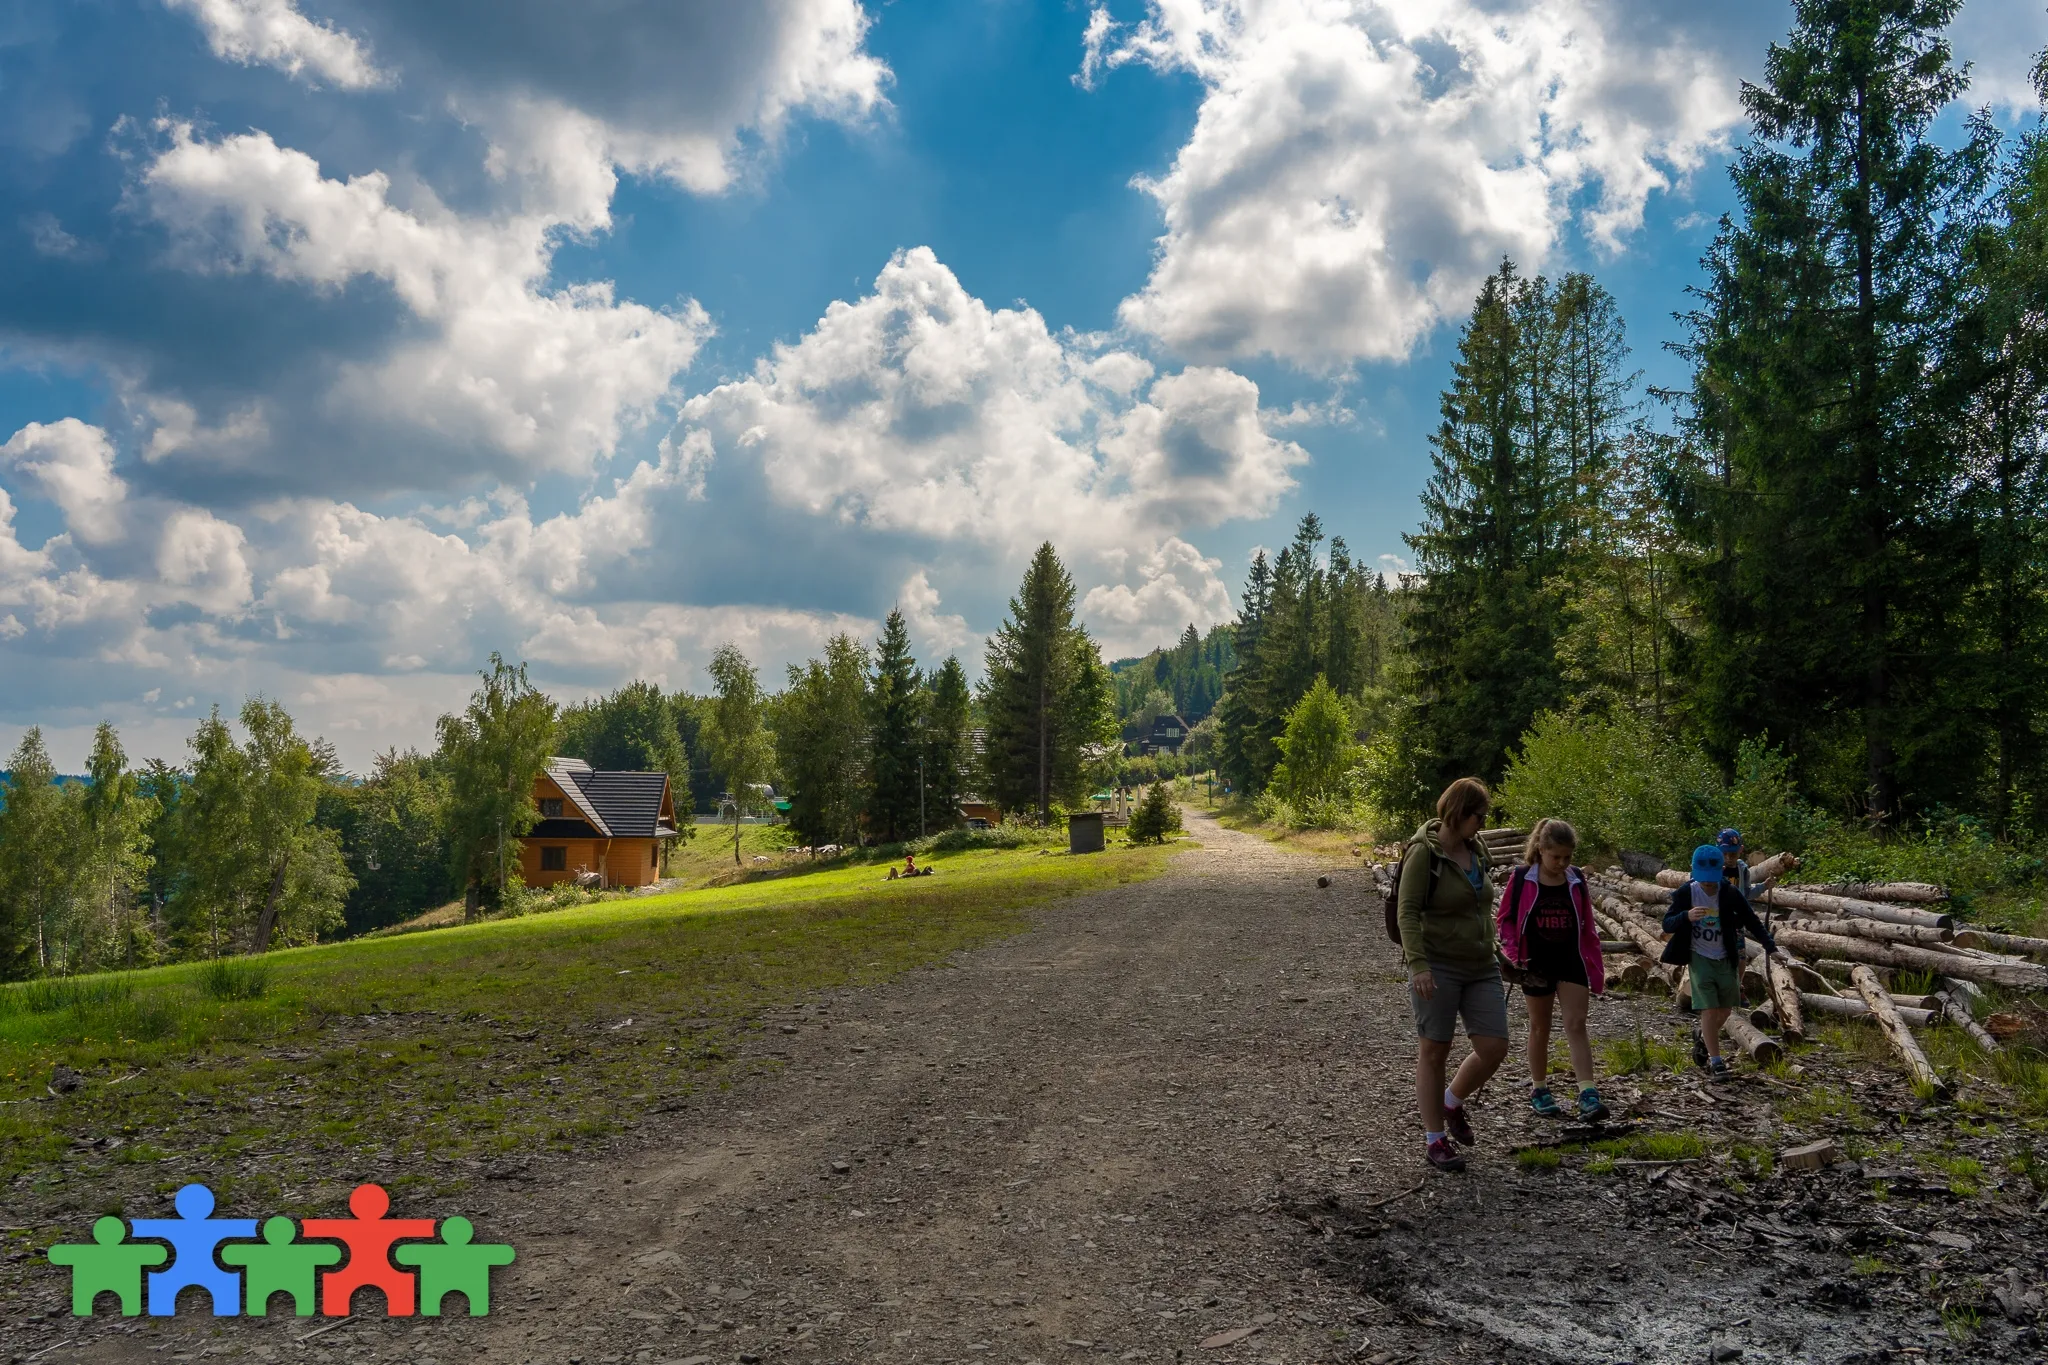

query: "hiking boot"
xmin=1691 ymin=1028 xmax=1709 ymax=1069
xmin=1578 ymin=1088 xmax=1611 ymax=1122
xmin=1425 ymin=1136 xmax=1466 ymax=1172
xmin=1707 ymin=1056 xmax=1732 ymax=1080
xmin=1528 ymin=1087 xmax=1562 ymax=1118
xmin=1442 ymin=1102 xmax=1475 ymax=1148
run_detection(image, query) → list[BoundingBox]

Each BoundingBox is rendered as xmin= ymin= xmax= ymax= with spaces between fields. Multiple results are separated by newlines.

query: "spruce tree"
xmin=1680 ymin=0 xmax=1996 ymax=819
xmin=867 ymin=610 xmax=923 ymax=842
xmin=920 ymin=657 xmax=973 ymax=831
xmin=1957 ymin=118 xmax=2048 ymax=837
xmin=978 ymin=543 xmax=1114 ymax=820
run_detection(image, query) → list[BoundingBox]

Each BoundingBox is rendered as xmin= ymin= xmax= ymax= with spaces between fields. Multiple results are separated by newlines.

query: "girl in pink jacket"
xmin=1495 ymin=818 xmax=1609 ymax=1121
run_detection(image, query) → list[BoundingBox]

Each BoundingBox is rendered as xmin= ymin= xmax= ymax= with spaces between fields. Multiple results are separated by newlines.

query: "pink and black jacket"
xmin=1494 ymin=864 xmax=1607 ymax=995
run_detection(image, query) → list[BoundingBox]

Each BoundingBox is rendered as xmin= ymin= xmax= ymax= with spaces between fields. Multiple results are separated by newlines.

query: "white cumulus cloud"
xmin=1095 ymin=0 xmax=1744 ymax=369
xmin=671 ymin=246 xmax=1305 ymax=558
xmin=137 ymin=122 xmax=711 ymax=487
xmin=164 ymin=0 xmax=387 ymax=90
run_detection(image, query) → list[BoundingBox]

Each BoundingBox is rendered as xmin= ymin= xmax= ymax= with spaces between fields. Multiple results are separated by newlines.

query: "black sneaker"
xmin=1443 ymin=1103 xmax=1475 ymax=1148
xmin=1691 ymin=1028 xmax=1709 ymax=1069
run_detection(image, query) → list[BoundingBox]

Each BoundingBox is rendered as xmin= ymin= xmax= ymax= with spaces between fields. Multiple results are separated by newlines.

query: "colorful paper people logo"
xmin=47 ymin=1182 xmax=514 ymax=1318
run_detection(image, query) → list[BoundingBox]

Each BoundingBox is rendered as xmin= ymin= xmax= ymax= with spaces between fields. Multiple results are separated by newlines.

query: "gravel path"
xmin=34 ymin=811 xmax=2002 ymax=1364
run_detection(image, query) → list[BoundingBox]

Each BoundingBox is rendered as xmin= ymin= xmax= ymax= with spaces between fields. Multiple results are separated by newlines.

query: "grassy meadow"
xmin=0 ymin=839 xmax=1176 ymax=1244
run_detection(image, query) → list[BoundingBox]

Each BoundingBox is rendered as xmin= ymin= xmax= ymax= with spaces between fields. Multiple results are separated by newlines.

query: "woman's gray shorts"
xmin=1410 ymin=960 xmax=1509 ymax=1043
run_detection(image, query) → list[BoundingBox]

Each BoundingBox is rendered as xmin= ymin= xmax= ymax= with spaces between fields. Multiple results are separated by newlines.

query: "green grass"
xmin=1919 ymin=1151 xmax=1986 ymax=1197
xmin=1778 ymin=1083 xmax=1861 ymax=1129
xmin=1515 ymin=1147 xmax=1562 ymax=1170
xmin=1590 ymin=1130 xmax=1709 ymax=1162
xmin=0 ymin=841 xmax=1173 ymax=1221
xmin=1601 ymin=1028 xmax=1686 ymax=1075
xmin=1851 ymin=1255 xmax=1892 ymax=1276
xmin=1583 ymin=1155 xmax=1616 ymax=1175
xmin=197 ymin=959 xmax=269 ymax=1002
xmin=1941 ymin=1302 xmax=1984 ymax=1341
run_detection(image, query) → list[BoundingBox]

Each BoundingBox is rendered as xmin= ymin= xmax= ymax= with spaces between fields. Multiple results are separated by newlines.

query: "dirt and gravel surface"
xmin=19 ymin=810 xmax=2046 ymax=1365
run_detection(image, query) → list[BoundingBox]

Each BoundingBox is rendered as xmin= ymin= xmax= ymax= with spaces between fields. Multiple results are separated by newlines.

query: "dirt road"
xmin=33 ymin=811 xmax=2021 ymax=1364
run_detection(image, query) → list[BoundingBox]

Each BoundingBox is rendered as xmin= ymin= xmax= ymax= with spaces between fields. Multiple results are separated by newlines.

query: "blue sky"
xmin=1 ymin=0 xmax=2043 ymax=770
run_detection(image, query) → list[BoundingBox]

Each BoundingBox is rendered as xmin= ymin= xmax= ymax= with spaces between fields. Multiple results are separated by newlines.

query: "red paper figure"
xmin=302 ymin=1184 xmax=435 ymax=1316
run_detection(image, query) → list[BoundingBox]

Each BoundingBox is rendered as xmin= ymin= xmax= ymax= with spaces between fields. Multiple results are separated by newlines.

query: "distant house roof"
xmin=1147 ymin=714 xmax=1190 ymax=747
xmin=543 ymin=758 xmax=677 ymax=838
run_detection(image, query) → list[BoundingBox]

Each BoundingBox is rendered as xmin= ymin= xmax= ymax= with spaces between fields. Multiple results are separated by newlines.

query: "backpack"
xmin=1381 ymin=840 xmax=1440 ymax=945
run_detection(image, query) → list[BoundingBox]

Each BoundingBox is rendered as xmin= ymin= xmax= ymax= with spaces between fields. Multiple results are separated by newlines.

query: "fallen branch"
xmin=1353 ymin=1180 xmax=1426 ymax=1211
xmin=1851 ymin=964 xmax=1948 ymax=1098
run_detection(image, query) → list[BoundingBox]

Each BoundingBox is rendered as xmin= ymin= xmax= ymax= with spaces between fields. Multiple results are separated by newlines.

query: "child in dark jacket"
xmin=1661 ymin=844 xmax=1776 ymax=1077
xmin=1496 ymin=818 xmax=1608 ymax=1121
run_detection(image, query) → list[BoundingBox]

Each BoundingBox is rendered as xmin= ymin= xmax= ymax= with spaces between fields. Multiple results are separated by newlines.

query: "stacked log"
xmin=1796 ymin=880 xmax=1947 ymax=903
xmin=1754 ymin=886 xmax=1953 ymax=932
xmin=1952 ymin=927 xmax=2048 ymax=959
xmin=1800 ymin=992 xmax=1938 ymax=1028
xmin=1851 ymin=965 xmax=1948 ymax=1098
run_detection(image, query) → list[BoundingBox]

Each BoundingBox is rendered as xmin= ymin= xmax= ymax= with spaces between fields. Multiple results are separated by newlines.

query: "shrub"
xmin=1793 ymin=812 xmax=2046 ymax=917
xmin=1502 ymin=710 xmax=1718 ymax=859
xmin=1714 ymin=736 xmax=1829 ymax=856
xmin=906 ymin=820 xmax=1065 ymax=855
xmin=1272 ymin=677 xmax=1359 ymax=807
xmin=1127 ymin=784 xmax=1183 ymax=844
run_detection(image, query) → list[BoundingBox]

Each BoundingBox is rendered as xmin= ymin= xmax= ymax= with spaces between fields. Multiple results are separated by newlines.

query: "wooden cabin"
xmin=521 ymin=757 xmax=679 ymax=889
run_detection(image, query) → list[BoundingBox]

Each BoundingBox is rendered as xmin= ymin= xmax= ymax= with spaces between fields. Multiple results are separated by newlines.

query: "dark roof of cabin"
xmin=542 ymin=758 xmax=673 ymax=838
xmin=576 ymin=770 xmax=672 ymax=838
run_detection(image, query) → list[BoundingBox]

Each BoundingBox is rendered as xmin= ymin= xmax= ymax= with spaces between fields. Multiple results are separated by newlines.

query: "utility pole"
xmin=919 ymin=750 xmax=927 ymax=838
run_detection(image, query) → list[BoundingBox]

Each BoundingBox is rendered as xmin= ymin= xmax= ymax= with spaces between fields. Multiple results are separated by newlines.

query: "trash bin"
xmin=1068 ymin=811 xmax=1105 ymax=854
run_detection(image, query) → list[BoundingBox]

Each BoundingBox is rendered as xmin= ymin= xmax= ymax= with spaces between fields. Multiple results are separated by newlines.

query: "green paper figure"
xmin=393 ymin=1216 xmax=515 ymax=1316
xmin=220 ymin=1217 xmax=343 ymax=1316
xmin=47 ymin=1216 xmax=169 ymax=1316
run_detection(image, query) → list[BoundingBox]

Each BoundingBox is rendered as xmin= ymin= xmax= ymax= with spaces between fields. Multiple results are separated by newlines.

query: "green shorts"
xmin=1688 ymin=953 xmax=1741 ymax=1011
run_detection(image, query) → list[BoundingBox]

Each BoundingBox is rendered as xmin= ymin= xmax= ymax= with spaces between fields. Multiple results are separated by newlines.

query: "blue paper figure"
xmin=131 ymin=1183 xmax=257 ymax=1316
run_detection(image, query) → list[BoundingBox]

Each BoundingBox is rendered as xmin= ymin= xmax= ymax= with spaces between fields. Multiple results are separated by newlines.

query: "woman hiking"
xmin=1495 ymin=818 xmax=1608 ymax=1122
xmin=1398 ymin=777 xmax=1507 ymax=1172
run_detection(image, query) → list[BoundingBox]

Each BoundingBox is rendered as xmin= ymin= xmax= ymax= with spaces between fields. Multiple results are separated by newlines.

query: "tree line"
xmin=1208 ymin=0 xmax=2048 ymax=853
xmin=0 ymin=544 xmax=1119 ymax=979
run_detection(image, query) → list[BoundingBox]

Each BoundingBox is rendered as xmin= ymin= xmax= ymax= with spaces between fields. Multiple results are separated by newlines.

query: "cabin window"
xmin=540 ymin=846 xmax=567 ymax=871
xmin=539 ymin=798 xmax=563 ymax=818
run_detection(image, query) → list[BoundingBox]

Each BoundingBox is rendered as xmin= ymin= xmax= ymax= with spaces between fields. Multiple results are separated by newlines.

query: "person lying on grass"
xmin=1494 ymin=817 xmax=1608 ymax=1122
xmin=1660 ymin=843 xmax=1776 ymax=1078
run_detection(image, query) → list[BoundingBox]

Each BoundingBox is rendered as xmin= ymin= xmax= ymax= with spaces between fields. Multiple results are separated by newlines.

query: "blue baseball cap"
xmin=1717 ymin=827 xmax=1742 ymax=849
xmin=1692 ymin=844 xmax=1725 ymax=884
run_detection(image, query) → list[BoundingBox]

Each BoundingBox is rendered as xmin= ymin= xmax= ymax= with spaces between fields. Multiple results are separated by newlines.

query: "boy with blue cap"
xmin=1660 ymin=843 xmax=1776 ymax=1077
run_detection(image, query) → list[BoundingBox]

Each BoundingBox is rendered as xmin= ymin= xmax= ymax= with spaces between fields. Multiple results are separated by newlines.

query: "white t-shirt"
xmin=1690 ymin=881 xmax=1727 ymax=960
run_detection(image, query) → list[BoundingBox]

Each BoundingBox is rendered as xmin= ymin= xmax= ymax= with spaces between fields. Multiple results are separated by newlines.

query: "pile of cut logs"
xmin=1584 ymin=846 xmax=2041 ymax=1098
xmin=1365 ymin=828 xmax=2039 ymax=1097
